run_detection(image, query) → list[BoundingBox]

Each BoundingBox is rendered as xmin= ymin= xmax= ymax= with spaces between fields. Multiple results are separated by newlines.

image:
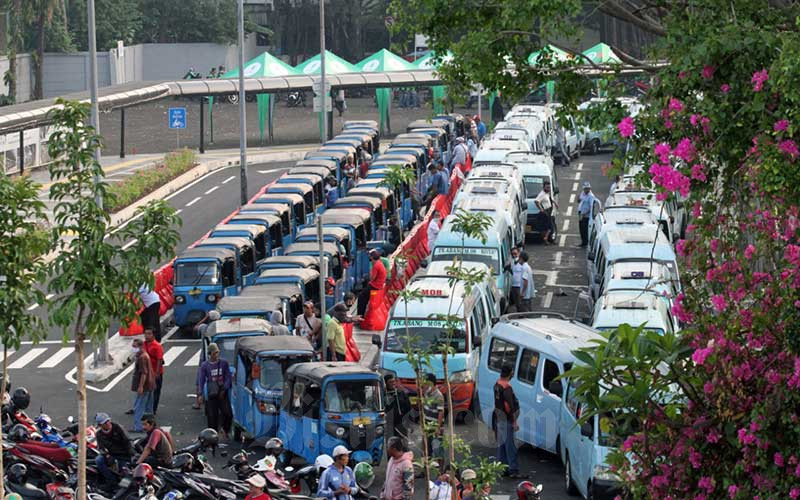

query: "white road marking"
xmin=9 ymin=348 xmax=47 ymax=369
xmin=575 ymin=172 xmax=582 ymax=180
xmin=542 ymin=291 xmax=553 ymax=308
xmin=569 ymin=194 xmax=576 ymax=204
xmin=554 ymin=252 xmax=562 ymax=266
xmin=576 ymin=163 xmax=583 ymax=171
xmin=562 ymin=219 xmax=570 ymax=232
xmin=122 ymin=239 xmax=138 ymax=250
xmin=565 ymin=206 xmax=573 ymax=217
xmin=572 ymin=182 xmax=579 ymax=191
xmin=222 ymin=175 xmax=236 ymax=184
xmin=38 ymin=347 xmax=74 ymax=368
xmin=174 ymin=209 xmax=183 ymax=215
xmin=45 ymin=293 xmax=55 ymax=300
xmin=162 ymin=326 xmax=179 ymax=342
xmin=257 ymin=167 xmax=290 ymax=174
xmin=559 ymin=234 xmax=567 ymax=247
xmin=163 ymin=346 xmax=188 ymax=366
xmin=204 ymin=186 xmax=219 ymax=195
xmin=185 ymin=350 xmax=201 ymax=367
xmin=185 ymin=196 xmax=202 ymax=207
xmin=27 ymin=304 xmax=39 ymax=311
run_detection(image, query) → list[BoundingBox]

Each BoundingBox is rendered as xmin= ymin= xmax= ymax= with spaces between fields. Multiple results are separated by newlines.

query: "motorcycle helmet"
xmin=133 ymin=463 xmax=154 ymax=483
xmin=11 ymin=387 xmax=30 ymax=410
xmin=8 ymin=463 xmax=28 ymax=484
xmin=516 ymin=481 xmax=543 ymax=500
xmin=8 ymin=423 xmax=29 ymax=442
xmin=353 ymin=462 xmax=374 ymax=489
xmin=265 ymin=437 xmax=284 ymax=457
xmin=162 ymin=491 xmax=184 ymax=500
xmin=198 ymin=428 xmax=219 ymax=449
xmin=314 ymin=454 xmax=333 ymax=475
xmin=5 ymin=494 xmax=23 ymax=500
xmin=35 ymin=413 xmax=52 ymax=430
xmin=172 ymin=453 xmax=194 ymax=472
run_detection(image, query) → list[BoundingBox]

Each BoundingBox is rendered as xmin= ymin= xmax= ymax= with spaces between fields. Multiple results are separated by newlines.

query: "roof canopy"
xmin=356 ymin=49 xmax=417 ymax=72
xmin=528 ymin=45 xmax=573 ymax=66
xmin=414 ymin=51 xmax=454 ymax=70
xmin=295 ymin=51 xmax=358 ymax=75
xmin=222 ymin=51 xmax=300 ymax=79
xmin=582 ymin=42 xmax=621 ymax=64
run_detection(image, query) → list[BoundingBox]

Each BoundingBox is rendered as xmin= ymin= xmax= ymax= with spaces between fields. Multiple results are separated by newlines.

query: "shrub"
xmin=106 ymin=149 xmax=196 ymax=213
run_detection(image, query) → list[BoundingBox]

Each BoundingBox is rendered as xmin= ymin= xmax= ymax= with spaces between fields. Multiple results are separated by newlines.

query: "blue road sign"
xmin=169 ymin=107 xmax=187 ymax=129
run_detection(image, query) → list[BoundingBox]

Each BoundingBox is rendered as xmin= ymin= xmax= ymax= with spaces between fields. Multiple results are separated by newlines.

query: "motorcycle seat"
xmin=8 ymin=480 xmax=49 ymax=499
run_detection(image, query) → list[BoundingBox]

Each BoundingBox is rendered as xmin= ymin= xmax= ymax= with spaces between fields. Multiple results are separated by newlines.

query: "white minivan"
xmin=505 ymin=151 xmax=559 ymax=239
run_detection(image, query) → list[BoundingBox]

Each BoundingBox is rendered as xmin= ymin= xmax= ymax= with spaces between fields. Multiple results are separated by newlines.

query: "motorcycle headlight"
xmin=174 ymin=295 xmax=186 ymax=304
xmin=206 ymin=294 xmax=218 ymax=303
xmin=449 ymin=370 xmax=473 ymax=384
xmin=593 ymin=465 xmax=620 ymax=482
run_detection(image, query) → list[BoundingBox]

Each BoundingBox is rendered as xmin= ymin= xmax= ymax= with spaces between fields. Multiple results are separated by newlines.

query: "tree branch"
xmin=609 ymin=44 xmax=661 ymax=72
xmin=597 ymin=0 xmax=667 ymax=36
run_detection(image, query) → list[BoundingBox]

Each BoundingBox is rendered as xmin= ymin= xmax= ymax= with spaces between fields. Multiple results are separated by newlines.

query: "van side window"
xmin=488 ymin=338 xmax=518 ymax=373
xmin=542 ymin=359 xmax=561 ymax=398
xmin=470 ymin=300 xmax=486 ymax=338
xmin=517 ymin=349 xmax=540 ymax=385
xmin=290 ymin=380 xmax=306 ymax=417
xmin=565 ymin=382 xmax=579 ymax=417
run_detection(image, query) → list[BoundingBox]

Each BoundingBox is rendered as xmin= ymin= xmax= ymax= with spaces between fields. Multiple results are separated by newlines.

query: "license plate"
xmin=525 ymin=225 xmax=533 ymax=232
xmin=353 ymin=416 xmax=372 ymax=426
xmin=409 ymin=396 xmax=418 ymax=406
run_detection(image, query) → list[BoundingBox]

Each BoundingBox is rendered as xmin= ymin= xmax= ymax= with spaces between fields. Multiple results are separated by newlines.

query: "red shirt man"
xmin=369 ymin=253 xmax=387 ymax=290
xmin=143 ymin=328 xmax=164 ymax=414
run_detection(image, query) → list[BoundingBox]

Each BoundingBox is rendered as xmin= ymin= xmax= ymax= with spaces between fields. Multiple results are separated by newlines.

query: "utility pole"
xmin=319 ymin=0 xmax=327 ymax=143
xmin=88 ymin=0 xmax=110 ymax=365
xmin=238 ymin=0 xmax=248 ymax=205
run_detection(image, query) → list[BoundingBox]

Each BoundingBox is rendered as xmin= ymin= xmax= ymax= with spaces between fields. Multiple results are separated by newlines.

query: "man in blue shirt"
xmin=577 ymin=181 xmax=598 ymax=247
xmin=474 ymin=115 xmax=487 ymax=141
xmin=435 ymin=162 xmax=450 ymax=196
xmin=317 ymin=445 xmax=359 ymax=500
xmin=448 ymin=137 xmax=468 ymax=171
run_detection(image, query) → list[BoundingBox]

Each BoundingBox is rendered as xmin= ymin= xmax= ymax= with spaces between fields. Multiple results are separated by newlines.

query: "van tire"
xmin=589 ymin=139 xmax=600 ymax=155
xmin=565 ymin=454 xmax=578 ymax=496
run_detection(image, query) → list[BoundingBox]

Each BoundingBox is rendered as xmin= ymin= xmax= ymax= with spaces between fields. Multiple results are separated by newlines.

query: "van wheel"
xmin=565 ymin=455 xmax=578 ymax=496
xmin=589 ymin=139 xmax=600 ymax=155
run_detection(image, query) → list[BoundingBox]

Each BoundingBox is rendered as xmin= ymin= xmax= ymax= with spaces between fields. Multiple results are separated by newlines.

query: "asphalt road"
xmin=8 ymin=149 xmax=614 ymax=499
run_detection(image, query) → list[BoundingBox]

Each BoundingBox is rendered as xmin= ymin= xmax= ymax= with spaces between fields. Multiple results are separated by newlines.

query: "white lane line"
xmin=185 ymin=196 xmax=202 ymax=207
xmin=163 ymin=346 xmax=188 ymax=366
xmin=9 ymin=348 xmax=47 ymax=369
xmin=185 ymin=350 xmax=201 ymax=366
xmin=257 ymin=167 xmax=290 ymax=174
xmin=554 ymin=252 xmax=562 ymax=266
xmin=222 ymin=175 xmax=236 ymax=184
xmin=565 ymin=206 xmax=573 ymax=217
xmin=162 ymin=326 xmax=179 ymax=342
xmin=27 ymin=304 xmax=39 ymax=311
xmin=559 ymin=234 xmax=567 ymax=247
xmin=572 ymin=182 xmax=579 ymax=191
xmin=122 ymin=239 xmax=138 ymax=250
xmin=38 ymin=347 xmax=73 ymax=368
xmin=575 ymin=172 xmax=582 ymax=180
xmin=46 ymin=293 xmax=55 ymax=300
xmin=174 ymin=209 xmax=183 ymax=215
xmin=576 ymin=163 xmax=583 ymax=171
xmin=562 ymin=219 xmax=570 ymax=232
xmin=542 ymin=291 xmax=553 ymax=308
xmin=204 ymin=186 xmax=219 ymax=195
xmin=569 ymin=194 xmax=576 ymax=204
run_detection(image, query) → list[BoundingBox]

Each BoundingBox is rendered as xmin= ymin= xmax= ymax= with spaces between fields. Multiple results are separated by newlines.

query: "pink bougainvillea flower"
xmin=618 ymin=116 xmax=635 ymax=138
xmin=711 ymin=294 xmax=727 ymax=312
xmin=774 ymin=119 xmax=789 ymax=132
xmin=728 ymin=485 xmax=739 ymax=499
xmin=691 ymin=163 xmax=707 ymax=182
xmin=668 ymin=97 xmax=684 ymax=112
xmin=692 ymin=346 xmax=713 ymax=365
xmin=664 ymin=119 xmax=673 ymax=129
xmin=698 ymin=476 xmax=714 ymax=493
xmin=744 ymin=244 xmax=756 ymax=259
xmin=690 ymin=114 xmax=700 ymax=127
xmin=702 ymin=65 xmax=716 ymax=79
xmin=791 ymin=488 xmax=800 ymax=500
xmin=674 ymin=138 xmax=696 ymax=162
xmin=775 ymin=452 xmax=785 ymax=467
xmin=751 ymin=69 xmax=769 ymax=91
xmin=654 ymin=143 xmax=672 ymax=163
xmin=721 ymin=83 xmax=731 ymax=93
xmin=779 ymin=139 xmax=799 ymax=159
xmin=678 ymin=71 xmax=687 ymax=80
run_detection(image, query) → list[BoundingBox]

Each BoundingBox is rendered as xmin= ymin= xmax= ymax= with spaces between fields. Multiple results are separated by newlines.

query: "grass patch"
xmin=107 ymin=149 xmax=197 ymax=213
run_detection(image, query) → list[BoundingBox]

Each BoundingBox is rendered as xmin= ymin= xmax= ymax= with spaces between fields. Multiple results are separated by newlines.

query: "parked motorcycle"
xmin=287 ymin=90 xmax=306 ymax=108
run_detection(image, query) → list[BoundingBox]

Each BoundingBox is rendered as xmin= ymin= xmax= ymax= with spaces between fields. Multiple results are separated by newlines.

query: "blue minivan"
xmin=173 ymin=246 xmax=238 ymax=329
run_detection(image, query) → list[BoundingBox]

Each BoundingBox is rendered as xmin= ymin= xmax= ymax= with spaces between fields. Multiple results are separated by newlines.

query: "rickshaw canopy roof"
xmin=305 ymin=150 xmax=348 ymax=163
xmin=213 ymin=223 xmax=265 ymax=237
xmin=408 ymin=119 xmax=449 ymax=129
xmin=407 ymin=128 xmax=446 ymax=138
xmin=333 ymin=196 xmax=381 ymax=209
xmin=296 ymin=226 xmax=351 ymax=241
xmin=235 ymin=336 xmax=314 ymax=357
xmin=206 ymin=317 xmax=272 ymax=336
xmin=230 ymin=213 xmax=282 ymax=227
xmin=287 ymin=362 xmax=380 ymax=382
xmin=258 ymin=268 xmax=320 ymax=282
xmin=257 ymin=193 xmax=304 ymax=205
xmin=260 ymin=255 xmax=320 ymax=268
xmin=391 ymin=136 xmax=429 ymax=146
xmin=240 ymin=283 xmax=302 ymax=299
xmin=281 ymin=173 xmax=324 ymax=184
xmin=337 ymin=133 xmax=372 ymax=144
xmin=288 ymin=166 xmax=332 ymax=178
xmin=285 ymin=242 xmax=342 ymax=256
xmin=240 ymin=203 xmax=291 ymax=215
xmin=318 ymin=145 xmax=357 ymax=156
xmin=321 ymin=208 xmax=370 ymax=223
xmin=347 ymin=186 xmax=392 ymax=199
xmin=375 ymin=153 xmax=417 ymax=164
xmin=344 ymin=120 xmax=378 ymax=129
xmin=197 ymin=236 xmax=254 ymax=250
xmin=177 ymin=246 xmax=236 ymax=261
xmin=325 ymin=138 xmax=362 ymax=148
xmin=295 ymin=159 xmax=338 ymax=171
xmin=267 ymin=183 xmax=313 ymax=195
xmin=217 ymin=294 xmax=283 ymax=314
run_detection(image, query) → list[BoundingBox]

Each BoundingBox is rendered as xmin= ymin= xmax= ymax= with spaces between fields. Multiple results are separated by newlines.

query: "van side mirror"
xmin=419 ymin=259 xmax=428 ymax=269
xmin=472 ymin=335 xmax=482 ymax=348
xmin=587 ymin=251 xmax=595 ymax=261
xmin=371 ymin=334 xmax=382 ymax=348
xmin=580 ymin=421 xmax=594 ymax=438
xmin=594 ymin=274 xmax=602 ymax=284
xmin=548 ymin=380 xmax=563 ymax=397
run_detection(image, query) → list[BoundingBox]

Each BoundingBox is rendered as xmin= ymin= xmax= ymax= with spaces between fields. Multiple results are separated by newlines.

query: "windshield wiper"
xmin=192 ymin=266 xmax=212 ymax=286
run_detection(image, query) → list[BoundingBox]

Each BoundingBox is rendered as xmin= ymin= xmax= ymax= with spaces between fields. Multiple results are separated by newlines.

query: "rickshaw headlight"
xmin=175 ymin=295 xmax=186 ymax=304
xmin=325 ymin=423 xmax=348 ymax=439
xmin=258 ymin=402 xmax=278 ymax=414
xmin=206 ymin=294 xmax=218 ymax=303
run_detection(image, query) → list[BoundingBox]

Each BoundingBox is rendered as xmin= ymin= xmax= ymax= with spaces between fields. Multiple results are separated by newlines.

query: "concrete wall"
xmin=42 ymin=52 xmax=112 ymax=97
xmin=0 ymin=53 xmax=33 ymax=102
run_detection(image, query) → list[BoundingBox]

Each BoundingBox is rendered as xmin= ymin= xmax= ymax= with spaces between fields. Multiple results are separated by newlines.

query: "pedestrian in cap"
xmin=459 ymin=469 xmax=478 ymax=500
xmin=196 ymin=341 xmax=232 ymax=439
xmin=318 ymin=445 xmax=359 ymax=499
xmin=245 ymin=474 xmax=269 ymax=500
xmin=577 ymin=181 xmax=598 ymax=247
xmin=95 ymin=412 xmax=134 ymax=486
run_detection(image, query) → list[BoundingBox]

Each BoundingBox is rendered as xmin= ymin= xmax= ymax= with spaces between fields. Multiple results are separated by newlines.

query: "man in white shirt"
xmin=520 ymin=252 xmax=535 ymax=312
xmin=138 ymin=285 xmax=162 ymax=341
xmin=509 ymin=247 xmax=523 ymax=312
xmin=534 ymin=181 xmax=558 ymax=244
xmin=427 ymin=211 xmax=441 ymax=253
xmin=609 ymin=175 xmax=622 ymax=196
xmin=294 ymin=301 xmax=321 ymax=348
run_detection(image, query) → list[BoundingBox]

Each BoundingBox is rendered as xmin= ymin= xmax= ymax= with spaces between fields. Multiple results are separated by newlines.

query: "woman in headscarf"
xmin=269 ymin=310 xmax=291 ymax=336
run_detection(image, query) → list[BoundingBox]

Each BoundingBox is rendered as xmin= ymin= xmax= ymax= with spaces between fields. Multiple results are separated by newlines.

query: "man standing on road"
xmin=380 ymin=437 xmax=414 ymax=500
xmin=426 ymin=211 xmax=441 ymax=253
xmin=422 ymin=373 xmax=445 ymax=460
xmin=577 ymin=182 xmax=597 ymax=247
xmin=535 ymin=181 xmax=557 ymax=245
xmin=197 ymin=342 xmax=233 ymax=439
xmin=434 ymin=162 xmax=450 ymax=196
xmin=130 ymin=338 xmax=155 ymax=433
xmin=357 ymin=249 xmax=386 ymax=318
xmin=269 ymin=310 xmax=291 ymax=336
xmin=509 ymin=247 xmax=523 ymax=312
xmin=474 ymin=115 xmax=487 ymax=142
xmin=143 ymin=328 xmax=164 ymax=416
xmin=138 ymin=285 xmax=161 ymax=341
xmin=448 ymin=138 xmax=468 ymax=172
xmin=317 ymin=445 xmax=359 ymax=500
xmin=384 ymin=373 xmax=411 ymax=439
xmin=94 ymin=413 xmax=133 ymax=487
xmin=295 ymin=301 xmax=322 ymax=347
xmin=520 ymin=252 xmax=535 ymax=312
xmin=327 ymin=303 xmax=348 ymax=361
xmin=493 ymin=364 xmax=521 ymax=479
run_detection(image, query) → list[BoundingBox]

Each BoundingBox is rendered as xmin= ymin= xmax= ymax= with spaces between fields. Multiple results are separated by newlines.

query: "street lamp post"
xmin=238 ymin=0 xmax=249 ymax=205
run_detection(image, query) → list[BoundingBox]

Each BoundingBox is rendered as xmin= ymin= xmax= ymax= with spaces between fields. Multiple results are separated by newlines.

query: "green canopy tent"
xmin=356 ymin=49 xmax=417 ymax=135
xmin=582 ymin=42 xmax=621 ymax=64
xmin=212 ymin=52 xmax=300 ymax=143
xmin=414 ymin=51 xmax=452 ymax=115
xmin=528 ymin=45 xmax=574 ymax=102
xmin=294 ymin=51 xmax=359 ymax=139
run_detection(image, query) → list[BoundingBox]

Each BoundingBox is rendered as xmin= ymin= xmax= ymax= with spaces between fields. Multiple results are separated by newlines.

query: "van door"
xmin=536 ymin=357 xmax=563 ymax=452
xmin=481 ymin=337 xmax=520 ymax=425
xmin=234 ymin=353 xmax=255 ymax=434
xmin=562 ymin=382 xmax=590 ymax=498
xmin=513 ymin=348 xmax=541 ymax=446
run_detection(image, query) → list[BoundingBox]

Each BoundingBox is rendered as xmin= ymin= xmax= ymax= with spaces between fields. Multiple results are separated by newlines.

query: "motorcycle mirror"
xmin=285 ymin=466 xmax=294 ymax=472
xmin=67 ymin=416 xmax=74 ymax=424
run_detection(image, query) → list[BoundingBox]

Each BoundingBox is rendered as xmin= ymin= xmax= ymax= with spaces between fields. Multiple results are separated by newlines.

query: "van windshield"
xmin=324 ymin=380 xmax=383 ymax=412
xmin=524 ymin=175 xmax=548 ymax=199
xmin=385 ymin=319 xmax=467 ymax=353
xmin=432 ymin=246 xmax=500 ymax=274
xmin=176 ymin=262 xmax=219 ymax=286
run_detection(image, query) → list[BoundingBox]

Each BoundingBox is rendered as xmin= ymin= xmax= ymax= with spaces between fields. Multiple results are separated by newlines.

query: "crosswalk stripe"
xmin=184 ymin=350 xmax=201 ymax=367
xmin=38 ymin=347 xmax=74 ymax=368
xmin=163 ymin=346 xmax=188 ymax=366
xmin=9 ymin=348 xmax=47 ymax=369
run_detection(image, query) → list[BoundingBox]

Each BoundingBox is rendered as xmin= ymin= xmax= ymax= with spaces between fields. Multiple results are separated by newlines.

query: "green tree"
xmin=46 ymin=99 xmax=181 ymax=499
xmin=136 ymin=0 xmax=238 ymax=45
xmin=378 ymin=163 xmax=416 ymax=240
xmin=0 ymin=175 xmax=50 ymax=499
xmin=67 ymin=0 xmax=143 ymax=51
xmin=3 ymin=0 xmax=27 ymax=103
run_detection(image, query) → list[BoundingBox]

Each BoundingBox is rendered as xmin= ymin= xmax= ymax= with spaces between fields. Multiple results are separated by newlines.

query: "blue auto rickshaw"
xmin=375 ymin=152 xmax=421 ymax=178
xmin=283 ymin=242 xmax=347 ymax=307
xmin=201 ymin=317 xmax=272 ymax=366
xmin=294 ymin=159 xmax=339 ymax=185
xmin=337 ymin=132 xmax=376 ymax=156
xmin=257 ymin=255 xmax=320 ymax=274
xmin=346 ymin=186 xmax=407 ymax=231
xmin=239 ymin=203 xmax=294 ymax=248
xmin=239 ymin=283 xmax=304 ymax=332
xmin=341 ymin=123 xmax=380 ymax=152
xmin=216 ymin=294 xmax=284 ymax=321
xmin=333 ymin=196 xmax=385 ymax=235
xmin=227 ymin=213 xmax=284 ymax=257
xmin=195 ymin=236 xmax=258 ymax=286
xmin=231 ymin=336 xmax=315 ymax=441
xmin=277 ymin=174 xmax=326 ymax=215
xmin=255 ymin=194 xmax=306 ymax=233
xmin=318 ymin=210 xmax=373 ymax=282
xmin=173 ymin=247 xmax=238 ymax=329
xmin=210 ymin=224 xmax=269 ymax=263
xmin=279 ymin=362 xmax=386 ymax=466
xmin=255 ymin=268 xmax=321 ymax=310
xmin=266 ymin=183 xmax=316 ymax=225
